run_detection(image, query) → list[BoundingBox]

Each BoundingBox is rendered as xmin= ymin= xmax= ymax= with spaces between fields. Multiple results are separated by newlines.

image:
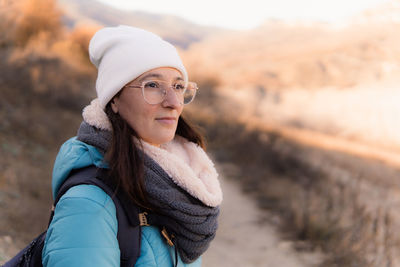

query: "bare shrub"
xmin=49 ymin=24 xmax=99 ymax=73
xmin=13 ymin=0 xmax=63 ymax=46
xmin=0 ymin=0 xmax=20 ymax=47
xmin=68 ymin=24 xmax=100 ymax=65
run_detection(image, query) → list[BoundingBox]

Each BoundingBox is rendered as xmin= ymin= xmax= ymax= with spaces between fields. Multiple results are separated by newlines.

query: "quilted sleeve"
xmin=42 ymin=185 xmax=120 ymax=267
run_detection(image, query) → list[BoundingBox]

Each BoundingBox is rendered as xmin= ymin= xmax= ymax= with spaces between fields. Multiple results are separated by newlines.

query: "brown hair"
xmin=104 ymin=103 xmax=205 ymax=210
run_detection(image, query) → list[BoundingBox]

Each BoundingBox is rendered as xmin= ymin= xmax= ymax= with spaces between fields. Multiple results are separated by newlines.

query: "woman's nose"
xmin=162 ymin=88 xmax=182 ymax=108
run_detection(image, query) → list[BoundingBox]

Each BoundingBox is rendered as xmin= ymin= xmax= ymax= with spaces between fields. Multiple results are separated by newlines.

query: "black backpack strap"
xmin=54 ymin=166 xmax=141 ymax=267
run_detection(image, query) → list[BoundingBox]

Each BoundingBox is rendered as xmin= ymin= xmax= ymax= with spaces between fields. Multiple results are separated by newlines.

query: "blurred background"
xmin=1 ymin=0 xmax=400 ymax=266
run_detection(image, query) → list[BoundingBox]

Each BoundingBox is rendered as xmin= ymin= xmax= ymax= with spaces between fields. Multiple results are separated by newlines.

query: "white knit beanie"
xmin=89 ymin=25 xmax=188 ymax=109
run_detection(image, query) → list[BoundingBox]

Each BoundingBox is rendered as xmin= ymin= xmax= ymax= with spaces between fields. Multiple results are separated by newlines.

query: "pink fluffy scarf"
xmin=140 ymin=136 xmax=222 ymax=207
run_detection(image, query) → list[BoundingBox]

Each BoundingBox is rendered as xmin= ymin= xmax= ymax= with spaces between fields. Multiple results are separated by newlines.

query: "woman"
xmin=42 ymin=25 xmax=223 ymax=266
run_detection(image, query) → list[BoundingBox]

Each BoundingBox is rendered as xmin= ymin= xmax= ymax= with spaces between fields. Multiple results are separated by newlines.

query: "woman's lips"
xmin=155 ymin=117 xmax=176 ymax=125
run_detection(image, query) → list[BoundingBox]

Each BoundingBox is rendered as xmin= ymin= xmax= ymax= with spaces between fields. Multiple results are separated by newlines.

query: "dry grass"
xmin=250 ymin=84 xmax=400 ymax=151
xmin=184 ymin=67 xmax=400 ymax=266
xmin=0 ymin=81 xmax=84 ymax=261
xmin=186 ymin=103 xmax=400 ymax=266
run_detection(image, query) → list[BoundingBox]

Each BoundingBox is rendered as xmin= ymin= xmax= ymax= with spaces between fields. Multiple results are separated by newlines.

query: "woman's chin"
xmin=143 ymin=134 xmax=175 ymax=147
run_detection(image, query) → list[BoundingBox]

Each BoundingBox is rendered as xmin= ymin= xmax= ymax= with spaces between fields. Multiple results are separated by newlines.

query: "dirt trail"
xmin=202 ymin=163 xmax=323 ymax=267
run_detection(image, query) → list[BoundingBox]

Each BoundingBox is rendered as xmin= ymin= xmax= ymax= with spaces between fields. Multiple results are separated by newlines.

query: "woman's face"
xmin=111 ymin=67 xmax=184 ymax=146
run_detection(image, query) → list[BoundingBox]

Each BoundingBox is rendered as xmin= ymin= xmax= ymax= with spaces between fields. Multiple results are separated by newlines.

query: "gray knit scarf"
xmin=77 ymin=121 xmax=220 ymax=263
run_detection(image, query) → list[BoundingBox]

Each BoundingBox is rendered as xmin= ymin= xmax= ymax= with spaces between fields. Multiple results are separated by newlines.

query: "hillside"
xmin=57 ymin=0 xmax=228 ymax=48
xmin=182 ymin=3 xmax=400 ymax=90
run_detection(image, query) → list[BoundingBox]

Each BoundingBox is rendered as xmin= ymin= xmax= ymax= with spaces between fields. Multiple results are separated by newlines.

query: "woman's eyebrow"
xmin=139 ymin=73 xmax=184 ymax=82
xmin=138 ymin=73 xmax=162 ymax=81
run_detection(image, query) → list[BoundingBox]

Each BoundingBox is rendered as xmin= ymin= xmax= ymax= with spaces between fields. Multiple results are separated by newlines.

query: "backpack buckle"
xmin=138 ymin=212 xmax=149 ymax=226
xmin=161 ymin=227 xmax=175 ymax=246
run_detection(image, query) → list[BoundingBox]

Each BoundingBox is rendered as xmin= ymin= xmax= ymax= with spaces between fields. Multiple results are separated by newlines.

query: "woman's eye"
xmin=145 ymin=81 xmax=159 ymax=88
xmin=175 ymin=84 xmax=185 ymax=90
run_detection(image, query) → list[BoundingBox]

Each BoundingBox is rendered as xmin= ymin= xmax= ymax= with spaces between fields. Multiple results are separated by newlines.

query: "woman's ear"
xmin=111 ymin=98 xmax=119 ymax=114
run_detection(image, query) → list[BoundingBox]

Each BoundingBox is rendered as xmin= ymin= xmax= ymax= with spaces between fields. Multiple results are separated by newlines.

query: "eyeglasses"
xmin=124 ymin=79 xmax=198 ymax=105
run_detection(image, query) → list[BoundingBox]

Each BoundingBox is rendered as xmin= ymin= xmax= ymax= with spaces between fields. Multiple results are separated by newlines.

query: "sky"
xmin=96 ymin=0 xmax=392 ymax=30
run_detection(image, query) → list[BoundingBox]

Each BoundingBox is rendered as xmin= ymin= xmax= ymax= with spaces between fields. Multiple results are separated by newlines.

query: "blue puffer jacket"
xmin=42 ymin=137 xmax=201 ymax=267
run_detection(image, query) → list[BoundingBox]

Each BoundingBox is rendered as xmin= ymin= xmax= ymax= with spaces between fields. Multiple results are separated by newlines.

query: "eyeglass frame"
xmin=123 ymin=79 xmax=198 ymax=105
